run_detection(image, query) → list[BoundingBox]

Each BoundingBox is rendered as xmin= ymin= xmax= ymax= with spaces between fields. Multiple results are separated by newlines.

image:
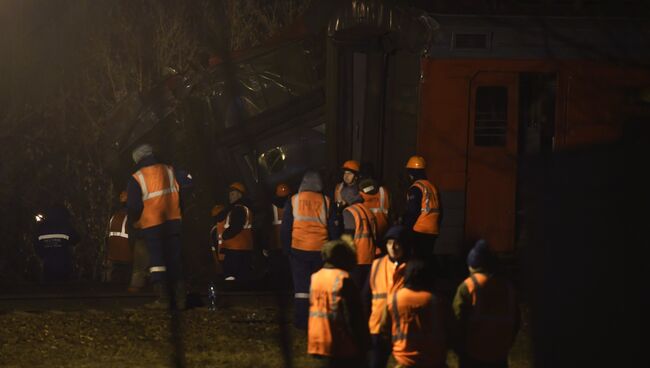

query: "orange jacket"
xmin=221 ymin=205 xmax=253 ymax=251
xmin=368 ymin=255 xmax=406 ymax=334
xmin=410 ymin=179 xmax=440 ymax=235
xmin=308 ymin=268 xmax=359 ymax=358
xmin=132 ymin=164 xmax=181 ymax=229
xmin=360 ymin=186 xmax=390 ymax=240
xmin=459 ymin=273 xmax=517 ymax=362
xmin=107 ymin=209 xmax=131 ymax=262
xmin=388 ymin=288 xmax=448 ymax=368
xmin=344 ymin=203 xmax=378 ymax=265
xmin=291 ymin=192 xmax=330 ymax=251
xmin=269 ymin=204 xmax=284 ymax=251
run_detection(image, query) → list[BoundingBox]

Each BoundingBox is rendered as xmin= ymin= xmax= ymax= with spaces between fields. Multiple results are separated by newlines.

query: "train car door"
xmin=465 ymin=72 xmax=519 ymax=252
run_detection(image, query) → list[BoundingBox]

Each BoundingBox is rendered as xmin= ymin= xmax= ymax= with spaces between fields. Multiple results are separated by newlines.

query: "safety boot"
xmin=172 ymin=281 xmax=187 ymax=310
xmin=145 ymin=282 xmax=170 ymax=310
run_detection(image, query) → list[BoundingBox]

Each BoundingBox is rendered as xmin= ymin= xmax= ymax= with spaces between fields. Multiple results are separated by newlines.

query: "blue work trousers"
xmin=222 ymin=249 xmax=253 ymax=282
xmin=142 ymin=220 xmax=183 ymax=283
xmin=290 ymin=248 xmax=323 ymax=330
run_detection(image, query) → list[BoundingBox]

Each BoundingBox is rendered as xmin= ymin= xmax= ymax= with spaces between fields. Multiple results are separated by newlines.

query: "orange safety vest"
xmin=368 ymin=256 xmax=406 ymax=334
xmin=132 ymin=164 xmax=181 ymax=229
xmin=463 ymin=273 xmax=517 ymax=362
xmin=389 ymin=288 xmax=448 ymax=368
xmin=107 ymin=209 xmax=132 ymax=263
xmin=269 ymin=204 xmax=284 ymax=250
xmin=410 ymin=179 xmax=440 ymax=235
xmin=221 ymin=205 xmax=253 ymax=251
xmin=291 ymin=192 xmax=330 ymax=251
xmin=308 ymin=268 xmax=359 ymax=358
xmin=344 ymin=203 xmax=377 ymax=265
xmin=361 ymin=186 xmax=390 ymax=240
xmin=209 ymin=219 xmax=226 ymax=262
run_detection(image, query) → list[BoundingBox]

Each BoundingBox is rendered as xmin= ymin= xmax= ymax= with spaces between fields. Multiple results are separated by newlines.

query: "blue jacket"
xmin=34 ymin=205 xmax=79 ymax=257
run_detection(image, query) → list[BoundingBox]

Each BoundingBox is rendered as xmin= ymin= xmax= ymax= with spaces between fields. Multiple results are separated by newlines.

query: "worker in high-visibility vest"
xmin=209 ymin=204 xmax=226 ymax=270
xmin=342 ymin=179 xmax=378 ymax=289
xmin=105 ymin=191 xmax=149 ymax=292
xmin=308 ymin=239 xmax=369 ymax=367
xmin=265 ymin=183 xmax=292 ymax=290
xmin=403 ymin=155 xmax=441 ymax=259
xmin=214 ymin=182 xmax=254 ymax=284
xmin=281 ymin=170 xmax=336 ymax=329
xmin=380 ymin=258 xmax=453 ymax=368
xmin=333 ymin=160 xmax=360 ymax=208
xmin=453 ymin=240 xmax=520 ymax=368
xmin=358 ymin=178 xmax=391 ymax=245
xmin=127 ymin=143 xmax=192 ymax=309
xmin=366 ymin=225 xmax=410 ymax=368
xmin=105 ymin=191 xmax=132 ymax=284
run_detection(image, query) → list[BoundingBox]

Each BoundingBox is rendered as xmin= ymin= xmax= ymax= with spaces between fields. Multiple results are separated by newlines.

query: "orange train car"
xmin=415 ymin=16 xmax=650 ymax=254
xmin=326 ymin=13 xmax=650 ymax=256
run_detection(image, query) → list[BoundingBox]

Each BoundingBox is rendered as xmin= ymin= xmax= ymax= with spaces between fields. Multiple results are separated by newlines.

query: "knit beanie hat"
xmin=467 ymin=239 xmax=492 ymax=268
xmin=132 ymin=144 xmax=154 ymax=164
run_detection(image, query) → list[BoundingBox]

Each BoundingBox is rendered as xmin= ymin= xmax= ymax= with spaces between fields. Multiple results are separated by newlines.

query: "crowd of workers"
xmin=33 ymin=143 xmax=520 ymax=367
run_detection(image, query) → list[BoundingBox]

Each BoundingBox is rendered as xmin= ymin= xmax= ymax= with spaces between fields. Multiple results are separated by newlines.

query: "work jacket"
xmin=453 ymin=271 xmax=519 ymax=362
xmin=106 ymin=208 xmax=131 ymax=262
xmin=368 ymin=255 xmax=406 ymax=334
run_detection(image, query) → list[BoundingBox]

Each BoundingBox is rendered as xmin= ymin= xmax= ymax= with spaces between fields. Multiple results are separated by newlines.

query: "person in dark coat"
xmin=34 ymin=204 xmax=79 ymax=283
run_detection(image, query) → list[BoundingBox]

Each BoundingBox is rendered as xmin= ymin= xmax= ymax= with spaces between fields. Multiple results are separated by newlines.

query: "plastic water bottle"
xmin=208 ymin=282 xmax=217 ymax=311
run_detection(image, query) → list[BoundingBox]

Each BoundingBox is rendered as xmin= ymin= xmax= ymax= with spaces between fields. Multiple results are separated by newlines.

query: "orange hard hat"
xmin=275 ymin=183 xmax=291 ymax=198
xmin=229 ymin=182 xmax=246 ymax=194
xmin=211 ymin=204 xmax=225 ymax=217
xmin=406 ymin=155 xmax=426 ymax=169
xmin=342 ymin=160 xmax=360 ymax=172
xmin=119 ymin=191 xmax=128 ymax=203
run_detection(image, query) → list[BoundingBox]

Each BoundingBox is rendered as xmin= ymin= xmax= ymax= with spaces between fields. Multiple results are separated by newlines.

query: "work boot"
xmin=172 ymin=281 xmax=187 ymax=310
xmin=145 ymin=282 xmax=170 ymax=310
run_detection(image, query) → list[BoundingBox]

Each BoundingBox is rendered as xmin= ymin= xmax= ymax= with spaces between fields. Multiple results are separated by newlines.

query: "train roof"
xmin=426 ymin=14 xmax=650 ymax=64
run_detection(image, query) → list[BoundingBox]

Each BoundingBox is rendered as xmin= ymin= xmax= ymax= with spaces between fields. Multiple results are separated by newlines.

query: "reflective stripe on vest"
xmin=346 ymin=203 xmax=377 ymax=265
xmin=225 ymin=205 xmax=252 ymax=230
xmin=270 ymin=204 xmax=284 ymax=250
xmin=411 ymin=180 xmax=440 ymax=235
xmin=108 ymin=214 xmax=129 ymax=239
xmin=369 ymin=256 xmax=406 ymax=334
xmin=107 ymin=210 xmax=131 ymax=262
xmin=291 ymin=192 xmax=330 ymax=251
xmin=272 ymin=204 xmax=282 ymax=225
xmin=210 ymin=223 xmax=225 ymax=261
xmin=369 ymin=187 xmax=389 ymax=215
xmin=38 ymin=234 xmax=70 ymax=241
xmin=308 ymin=268 xmax=358 ymax=357
xmin=134 ymin=166 xmax=178 ymax=201
xmin=132 ymin=164 xmax=181 ymax=229
xmin=222 ymin=205 xmax=253 ymax=251
xmin=390 ymin=289 xmax=447 ymax=367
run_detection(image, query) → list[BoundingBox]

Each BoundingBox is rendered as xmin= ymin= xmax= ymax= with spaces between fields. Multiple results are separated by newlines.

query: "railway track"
xmin=0 ymin=289 xmax=292 ymax=312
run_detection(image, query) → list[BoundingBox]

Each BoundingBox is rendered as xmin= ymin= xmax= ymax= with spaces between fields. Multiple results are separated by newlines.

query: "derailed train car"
xmin=102 ymin=2 xmax=650 ymax=281
xmin=324 ymin=9 xmax=650 ymax=258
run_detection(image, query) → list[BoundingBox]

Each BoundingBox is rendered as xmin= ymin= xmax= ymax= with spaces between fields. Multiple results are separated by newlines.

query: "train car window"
xmin=475 ymin=86 xmax=508 ymax=146
xmin=452 ymin=33 xmax=490 ymax=49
